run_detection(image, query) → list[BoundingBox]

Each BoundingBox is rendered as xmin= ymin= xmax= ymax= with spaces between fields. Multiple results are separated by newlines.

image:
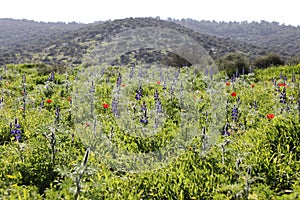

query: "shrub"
xmin=253 ymin=53 xmax=284 ymax=69
xmin=217 ymin=53 xmax=249 ymax=77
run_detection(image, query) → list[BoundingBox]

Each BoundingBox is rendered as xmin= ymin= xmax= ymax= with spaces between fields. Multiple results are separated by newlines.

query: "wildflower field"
xmin=0 ymin=63 xmax=300 ymax=199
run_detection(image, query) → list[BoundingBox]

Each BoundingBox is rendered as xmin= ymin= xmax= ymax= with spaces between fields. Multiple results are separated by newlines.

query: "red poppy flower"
xmin=157 ymin=81 xmax=161 ymax=85
xmin=266 ymin=114 xmax=275 ymax=119
xmin=67 ymin=96 xmax=71 ymax=102
xmin=103 ymin=103 xmax=109 ymax=109
xmin=251 ymin=83 xmax=255 ymax=88
xmin=226 ymin=82 xmax=230 ymax=86
xmin=278 ymin=83 xmax=286 ymax=87
xmin=231 ymin=92 xmax=237 ymax=97
xmin=85 ymin=122 xmax=90 ymax=127
xmin=46 ymin=99 xmax=53 ymax=103
xmin=121 ymin=83 xmax=126 ymax=88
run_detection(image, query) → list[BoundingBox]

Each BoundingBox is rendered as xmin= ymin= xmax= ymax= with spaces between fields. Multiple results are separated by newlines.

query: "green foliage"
xmin=253 ymin=53 xmax=285 ymax=69
xmin=217 ymin=53 xmax=249 ymax=77
xmin=0 ymin=64 xmax=300 ymax=199
xmin=254 ymin=64 xmax=300 ymax=81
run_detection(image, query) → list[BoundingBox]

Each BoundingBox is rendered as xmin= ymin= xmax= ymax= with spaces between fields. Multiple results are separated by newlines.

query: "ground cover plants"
xmin=0 ymin=63 xmax=300 ymax=199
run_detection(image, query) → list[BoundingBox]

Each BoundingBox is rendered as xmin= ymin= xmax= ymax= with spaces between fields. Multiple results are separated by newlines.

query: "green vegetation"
xmin=0 ymin=63 xmax=300 ymax=199
xmin=217 ymin=53 xmax=249 ymax=76
xmin=253 ymin=53 xmax=285 ymax=69
xmin=1 ymin=16 xmax=300 ymax=199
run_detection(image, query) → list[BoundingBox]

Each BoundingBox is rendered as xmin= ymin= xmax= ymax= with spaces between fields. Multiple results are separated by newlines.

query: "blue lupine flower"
xmin=170 ymin=85 xmax=174 ymax=95
xmin=89 ymin=81 xmax=95 ymax=93
xmin=100 ymin=67 xmax=106 ymax=77
xmin=279 ymin=72 xmax=283 ymax=80
xmin=254 ymin=100 xmax=258 ymax=110
xmin=154 ymin=89 xmax=159 ymax=101
xmin=204 ymin=68 xmax=208 ymax=76
xmin=140 ymin=110 xmax=149 ymax=125
xmin=231 ymin=76 xmax=235 ymax=84
xmin=232 ymin=105 xmax=238 ymax=121
xmin=137 ymin=85 xmax=143 ymax=95
xmin=116 ymin=72 xmax=122 ymax=87
xmin=138 ymin=68 xmax=143 ymax=78
xmin=237 ymin=96 xmax=241 ymax=104
xmin=48 ymin=71 xmax=55 ymax=81
xmin=55 ymin=106 xmax=60 ymax=124
xmin=163 ymin=82 xmax=167 ymax=90
xmin=112 ymin=98 xmax=118 ymax=116
xmin=273 ymin=78 xmax=276 ymax=86
xmin=11 ymin=118 xmax=21 ymax=141
xmin=40 ymin=98 xmax=44 ymax=108
xmin=154 ymin=117 xmax=158 ymax=128
xmin=141 ymin=101 xmax=147 ymax=111
xmin=193 ymin=68 xmax=197 ymax=75
xmin=135 ymin=85 xmax=142 ymax=101
xmin=174 ymin=68 xmax=180 ymax=79
xmin=286 ymin=105 xmax=290 ymax=113
xmin=129 ymin=68 xmax=134 ymax=79
xmin=222 ymin=122 xmax=230 ymax=136
xmin=159 ymin=70 xmax=163 ymax=81
xmin=15 ymin=134 xmax=21 ymax=141
xmin=140 ymin=118 xmax=148 ymax=125
xmin=135 ymin=93 xmax=141 ymax=101
xmin=235 ymin=69 xmax=239 ymax=78
xmin=156 ymin=101 xmax=163 ymax=113
xmin=0 ymin=97 xmax=4 ymax=106
xmin=280 ymin=87 xmax=287 ymax=104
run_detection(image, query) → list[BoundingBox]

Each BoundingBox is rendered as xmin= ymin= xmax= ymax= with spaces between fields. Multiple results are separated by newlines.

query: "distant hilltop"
xmin=0 ymin=17 xmax=299 ymax=67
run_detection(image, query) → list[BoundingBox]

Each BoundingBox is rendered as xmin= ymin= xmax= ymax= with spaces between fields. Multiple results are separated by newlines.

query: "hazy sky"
xmin=1 ymin=0 xmax=299 ymax=26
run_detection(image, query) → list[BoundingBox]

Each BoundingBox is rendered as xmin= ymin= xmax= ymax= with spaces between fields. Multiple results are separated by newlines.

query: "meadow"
xmin=0 ymin=63 xmax=300 ymax=199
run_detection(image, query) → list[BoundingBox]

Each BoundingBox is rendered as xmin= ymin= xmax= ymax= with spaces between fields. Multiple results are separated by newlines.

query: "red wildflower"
xmin=278 ymin=83 xmax=286 ymax=87
xmin=157 ymin=81 xmax=161 ymax=85
xmin=266 ymin=114 xmax=275 ymax=119
xmin=21 ymin=91 xmax=26 ymax=95
xmin=226 ymin=82 xmax=230 ymax=86
xmin=85 ymin=122 xmax=90 ymax=127
xmin=121 ymin=83 xmax=126 ymax=88
xmin=251 ymin=83 xmax=255 ymax=88
xmin=46 ymin=99 xmax=53 ymax=103
xmin=103 ymin=103 xmax=109 ymax=109
xmin=67 ymin=96 xmax=71 ymax=102
xmin=231 ymin=92 xmax=237 ymax=97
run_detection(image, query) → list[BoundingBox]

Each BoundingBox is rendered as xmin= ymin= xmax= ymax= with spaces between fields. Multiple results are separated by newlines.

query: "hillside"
xmin=0 ymin=18 xmax=267 ymax=67
xmin=0 ymin=19 xmax=89 ymax=65
xmin=171 ymin=18 xmax=300 ymax=61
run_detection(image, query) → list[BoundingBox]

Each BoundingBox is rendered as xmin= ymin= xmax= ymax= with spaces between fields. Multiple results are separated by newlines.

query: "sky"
xmin=0 ymin=0 xmax=299 ymax=26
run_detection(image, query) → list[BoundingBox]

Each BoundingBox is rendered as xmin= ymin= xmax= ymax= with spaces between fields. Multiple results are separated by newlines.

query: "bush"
xmin=253 ymin=53 xmax=284 ymax=69
xmin=217 ymin=53 xmax=249 ymax=77
xmin=287 ymin=55 xmax=300 ymax=66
